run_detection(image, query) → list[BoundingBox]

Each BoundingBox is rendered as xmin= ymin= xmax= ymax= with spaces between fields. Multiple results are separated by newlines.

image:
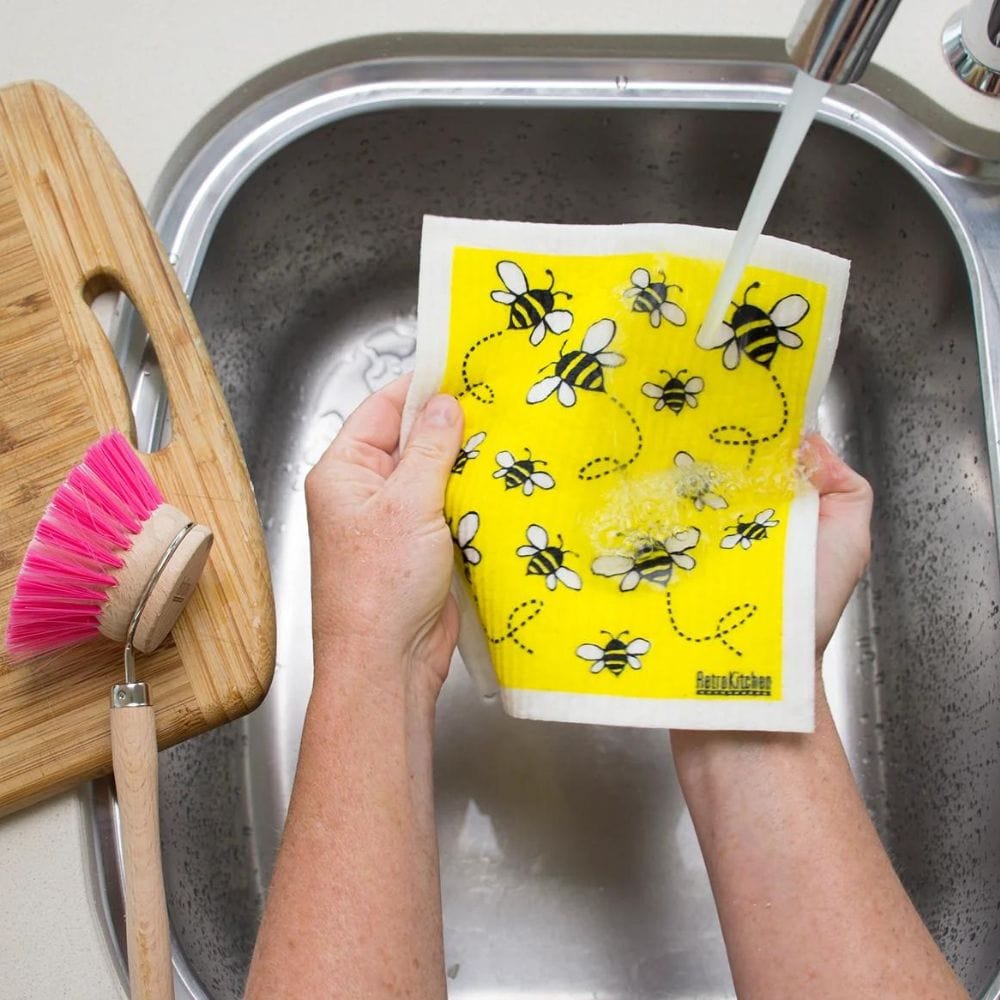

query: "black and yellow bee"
xmin=491 ymin=260 xmax=574 ymax=346
xmin=624 ymin=268 xmax=687 ymax=329
xmin=721 ymin=509 xmax=780 ymax=550
xmin=696 ymin=282 xmax=809 ymax=370
xmin=493 ymin=449 xmax=555 ymax=495
xmin=527 ymin=319 xmax=624 ymax=407
xmin=517 ymin=524 xmax=581 ymax=591
xmin=641 ymin=369 xmax=704 ymax=414
xmin=674 ymin=450 xmax=728 ymax=511
xmin=592 ymin=528 xmax=700 ymax=591
xmin=576 ymin=631 xmax=651 ymax=676
xmin=451 ymin=431 xmax=486 ymax=475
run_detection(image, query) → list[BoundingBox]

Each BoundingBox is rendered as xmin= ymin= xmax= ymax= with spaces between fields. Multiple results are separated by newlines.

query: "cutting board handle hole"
xmin=84 ymin=275 xmax=173 ymax=453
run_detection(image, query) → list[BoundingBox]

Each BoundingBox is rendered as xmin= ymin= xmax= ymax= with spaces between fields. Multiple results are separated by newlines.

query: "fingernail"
xmin=425 ymin=394 xmax=459 ymax=427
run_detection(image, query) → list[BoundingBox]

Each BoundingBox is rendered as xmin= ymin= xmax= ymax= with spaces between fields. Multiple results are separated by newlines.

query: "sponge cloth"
xmin=406 ymin=217 xmax=848 ymax=732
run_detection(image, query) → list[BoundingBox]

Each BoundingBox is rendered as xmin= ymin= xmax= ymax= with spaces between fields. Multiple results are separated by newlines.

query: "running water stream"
xmin=699 ymin=71 xmax=830 ymax=342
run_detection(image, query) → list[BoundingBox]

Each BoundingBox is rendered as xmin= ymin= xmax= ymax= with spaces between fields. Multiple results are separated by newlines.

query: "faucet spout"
xmin=786 ymin=0 xmax=903 ymax=85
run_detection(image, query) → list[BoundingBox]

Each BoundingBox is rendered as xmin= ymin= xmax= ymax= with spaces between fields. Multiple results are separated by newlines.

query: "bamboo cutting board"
xmin=0 ymin=81 xmax=275 ymax=815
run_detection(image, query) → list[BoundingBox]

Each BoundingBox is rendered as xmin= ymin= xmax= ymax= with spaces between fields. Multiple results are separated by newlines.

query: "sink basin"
xmin=92 ymin=51 xmax=1000 ymax=999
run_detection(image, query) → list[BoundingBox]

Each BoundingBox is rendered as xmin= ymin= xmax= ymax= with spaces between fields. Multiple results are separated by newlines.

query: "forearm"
xmin=245 ymin=644 xmax=446 ymax=1000
xmin=672 ymin=680 xmax=967 ymax=1000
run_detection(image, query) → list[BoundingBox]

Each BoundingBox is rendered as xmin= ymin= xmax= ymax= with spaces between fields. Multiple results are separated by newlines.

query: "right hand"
xmin=801 ymin=434 xmax=873 ymax=658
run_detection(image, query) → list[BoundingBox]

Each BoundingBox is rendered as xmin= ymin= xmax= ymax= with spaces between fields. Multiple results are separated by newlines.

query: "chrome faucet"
xmin=786 ymin=0 xmax=903 ymax=84
xmin=943 ymin=0 xmax=1000 ymax=95
xmin=786 ymin=0 xmax=1000 ymax=96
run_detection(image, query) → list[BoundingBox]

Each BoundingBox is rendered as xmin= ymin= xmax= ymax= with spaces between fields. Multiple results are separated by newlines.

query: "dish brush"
xmin=6 ymin=429 xmax=213 ymax=1000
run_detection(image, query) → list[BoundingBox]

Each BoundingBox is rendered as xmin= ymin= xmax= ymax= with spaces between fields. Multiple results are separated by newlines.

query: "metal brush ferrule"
xmin=111 ymin=682 xmax=151 ymax=709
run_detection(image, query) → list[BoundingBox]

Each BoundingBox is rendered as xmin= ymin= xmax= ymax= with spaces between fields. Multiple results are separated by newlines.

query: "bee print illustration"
xmin=451 ymin=431 xmax=486 ymax=475
xmin=696 ymin=281 xmax=808 ymax=370
xmin=493 ymin=449 xmax=555 ymax=496
xmin=624 ymin=268 xmax=687 ymax=329
xmin=527 ymin=319 xmax=625 ymax=407
xmin=452 ymin=511 xmax=482 ymax=579
xmin=491 ymin=260 xmax=574 ymax=346
xmin=517 ymin=524 xmax=582 ymax=591
xmin=721 ymin=509 xmax=780 ymax=550
xmin=576 ymin=631 xmax=651 ymax=676
xmin=642 ymin=369 xmax=704 ymax=414
xmin=674 ymin=451 xmax=728 ymax=510
xmin=592 ymin=528 xmax=700 ymax=591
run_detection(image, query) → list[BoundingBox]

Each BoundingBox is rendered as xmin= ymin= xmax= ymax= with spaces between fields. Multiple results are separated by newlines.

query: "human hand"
xmin=304 ymin=375 xmax=464 ymax=703
xmin=671 ymin=434 xmax=872 ymax=756
xmin=801 ymin=434 xmax=873 ymax=658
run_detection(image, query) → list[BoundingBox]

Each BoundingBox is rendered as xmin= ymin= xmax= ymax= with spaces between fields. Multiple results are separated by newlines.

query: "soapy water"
xmin=700 ymin=71 xmax=830 ymax=342
xmin=282 ymin=319 xmax=416 ymax=490
xmin=588 ymin=453 xmax=808 ymax=557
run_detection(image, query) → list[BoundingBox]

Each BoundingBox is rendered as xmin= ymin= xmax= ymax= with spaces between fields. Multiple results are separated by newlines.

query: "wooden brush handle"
xmin=111 ymin=706 xmax=174 ymax=1000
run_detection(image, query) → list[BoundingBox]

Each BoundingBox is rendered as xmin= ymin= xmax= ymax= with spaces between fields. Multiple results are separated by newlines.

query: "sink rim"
xmin=94 ymin=51 xmax=1000 ymax=1000
xmin=156 ymin=54 xmax=999 ymax=295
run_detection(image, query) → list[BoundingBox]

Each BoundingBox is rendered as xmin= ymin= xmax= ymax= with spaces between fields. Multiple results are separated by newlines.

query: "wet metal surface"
xmin=97 ymin=60 xmax=1000 ymax=1000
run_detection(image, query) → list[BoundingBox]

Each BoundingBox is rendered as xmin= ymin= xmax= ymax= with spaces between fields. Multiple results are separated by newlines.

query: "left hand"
xmin=304 ymin=375 xmax=464 ymax=703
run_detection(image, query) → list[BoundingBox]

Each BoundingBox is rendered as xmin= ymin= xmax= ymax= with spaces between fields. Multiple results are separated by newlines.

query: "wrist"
xmin=302 ymin=641 xmax=439 ymax=789
xmin=310 ymin=632 xmax=442 ymax=718
xmin=671 ymin=673 xmax=833 ymax=782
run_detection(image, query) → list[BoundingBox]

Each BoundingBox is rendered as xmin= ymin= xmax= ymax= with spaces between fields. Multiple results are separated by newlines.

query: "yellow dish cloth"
xmin=405 ymin=217 xmax=849 ymax=731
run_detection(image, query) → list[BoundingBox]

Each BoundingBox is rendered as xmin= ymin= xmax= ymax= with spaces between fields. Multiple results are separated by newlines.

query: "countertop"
xmin=1 ymin=1 xmax=996 ymax=996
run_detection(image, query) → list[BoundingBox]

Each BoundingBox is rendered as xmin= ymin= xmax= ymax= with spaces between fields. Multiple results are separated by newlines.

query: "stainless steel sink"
xmin=92 ymin=50 xmax=1000 ymax=999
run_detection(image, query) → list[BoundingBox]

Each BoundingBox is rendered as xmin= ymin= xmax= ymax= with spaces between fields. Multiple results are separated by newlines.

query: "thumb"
xmin=801 ymin=434 xmax=873 ymax=652
xmin=391 ymin=394 xmax=464 ymax=513
xmin=802 ymin=434 xmax=872 ymax=556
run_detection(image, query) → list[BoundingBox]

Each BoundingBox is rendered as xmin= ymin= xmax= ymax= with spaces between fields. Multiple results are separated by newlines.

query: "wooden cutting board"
xmin=0 ymin=81 xmax=275 ymax=815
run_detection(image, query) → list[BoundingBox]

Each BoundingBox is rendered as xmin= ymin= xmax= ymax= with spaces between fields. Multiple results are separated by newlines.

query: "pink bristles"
xmin=11 ymin=577 xmax=108 ymax=602
xmin=49 ymin=482 xmax=134 ymax=545
xmin=5 ymin=431 xmax=164 ymax=658
xmin=17 ymin=550 xmax=119 ymax=590
xmin=85 ymin=430 xmax=163 ymax=512
xmin=35 ymin=520 xmax=127 ymax=569
xmin=66 ymin=467 xmax=144 ymax=535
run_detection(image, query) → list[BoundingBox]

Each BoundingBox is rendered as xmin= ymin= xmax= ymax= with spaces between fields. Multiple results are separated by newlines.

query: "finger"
xmin=389 ymin=394 xmax=464 ymax=513
xmin=801 ymin=435 xmax=873 ymax=535
xmin=801 ymin=433 xmax=869 ymax=502
xmin=801 ymin=435 xmax=873 ymax=652
xmin=325 ymin=374 xmax=413 ymax=478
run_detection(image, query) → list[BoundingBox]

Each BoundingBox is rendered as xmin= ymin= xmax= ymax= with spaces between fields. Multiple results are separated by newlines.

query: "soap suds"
xmin=587 ymin=454 xmax=808 ymax=556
